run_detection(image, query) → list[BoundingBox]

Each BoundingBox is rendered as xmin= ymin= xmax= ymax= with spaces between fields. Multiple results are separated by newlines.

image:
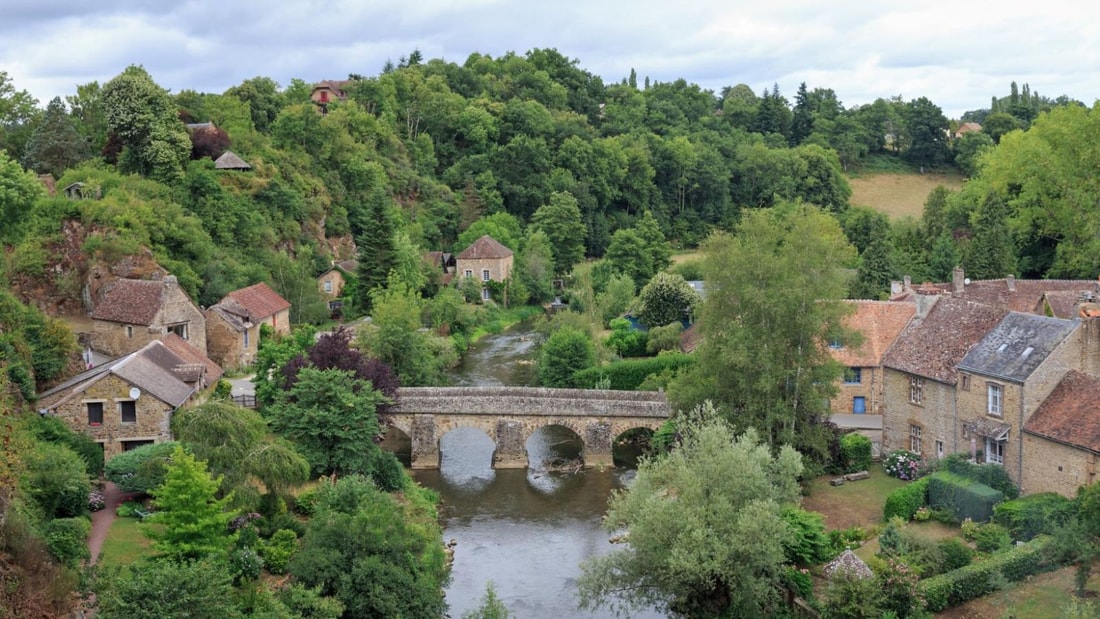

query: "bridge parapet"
xmin=392 ymin=386 xmax=669 ymax=418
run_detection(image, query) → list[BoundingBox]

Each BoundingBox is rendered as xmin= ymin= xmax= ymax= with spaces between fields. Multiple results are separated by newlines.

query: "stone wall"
xmin=318 ymin=270 xmax=346 ymax=298
xmin=831 ymin=366 xmax=882 ymax=415
xmin=1021 ymin=433 xmax=1097 ymax=497
xmin=455 ymin=256 xmax=513 ymax=284
xmin=205 ymin=311 xmax=258 ymax=370
xmin=39 ymin=373 xmax=176 ymax=460
xmin=881 ymin=369 xmax=955 ymax=459
xmin=91 ymin=282 xmax=206 ymax=357
xmin=393 ymin=386 xmax=669 ymax=417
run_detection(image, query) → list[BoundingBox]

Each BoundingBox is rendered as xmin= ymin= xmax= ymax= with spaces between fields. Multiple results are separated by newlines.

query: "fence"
xmin=231 ymin=394 xmax=257 ymax=409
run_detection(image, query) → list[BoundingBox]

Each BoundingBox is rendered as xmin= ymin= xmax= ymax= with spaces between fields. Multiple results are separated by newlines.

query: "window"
xmin=844 ymin=367 xmax=862 ymax=384
xmin=481 ymin=288 xmax=491 ymax=301
xmin=936 ymin=440 xmax=944 ymax=459
xmin=985 ymin=437 xmax=1005 ymax=465
xmin=120 ymin=400 xmax=137 ymax=424
xmin=909 ymin=376 xmax=924 ymax=405
xmin=243 ymin=329 xmax=250 ymax=349
xmin=464 ymin=269 xmax=473 ymax=279
xmin=828 ymin=339 xmax=843 ymax=349
xmin=125 ymin=325 xmax=133 ymax=338
xmin=168 ymin=323 xmax=188 ymax=340
xmin=909 ymin=425 xmax=923 ymax=454
xmin=987 ymin=383 xmax=1003 ymax=417
xmin=87 ymin=402 xmax=103 ymax=425
xmin=482 ymin=269 xmax=491 ymax=282
xmin=961 ymin=373 xmax=971 ymax=391
xmin=123 ymin=440 xmax=154 ymax=452
xmin=323 ymin=280 xmax=333 ymax=293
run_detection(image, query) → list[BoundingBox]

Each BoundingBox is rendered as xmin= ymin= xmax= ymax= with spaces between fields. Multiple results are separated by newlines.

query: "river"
xmin=409 ymin=322 xmax=665 ymax=618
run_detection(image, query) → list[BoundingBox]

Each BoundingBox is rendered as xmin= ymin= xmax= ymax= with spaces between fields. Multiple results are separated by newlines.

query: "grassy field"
xmin=848 ymin=171 xmax=966 ymax=220
xmin=97 ymin=517 xmax=154 ymax=568
xmin=938 ymin=566 xmax=1100 ymax=619
xmin=801 ymin=468 xmax=906 ymax=530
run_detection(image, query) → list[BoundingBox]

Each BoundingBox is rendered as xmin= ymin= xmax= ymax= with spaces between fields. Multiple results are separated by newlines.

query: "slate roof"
xmin=457 ymin=235 xmax=513 ymax=260
xmin=825 ymin=549 xmax=873 ymax=579
xmin=37 ymin=340 xmax=196 ymax=409
xmin=832 ymin=301 xmax=916 ymax=367
xmin=224 ymin=283 xmax=291 ymax=321
xmin=160 ymin=333 xmax=224 ymax=385
xmin=214 ymin=150 xmax=251 ymax=170
xmin=90 ymin=278 xmax=178 ymax=325
xmin=882 ymin=297 xmax=1007 ymax=384
xmin=958 ymin=312 xmax=1078 ymax=383
xmin=208 ymin=298 xmax=253 ymax=333
xmin=1024 ymin=370 xmax=1100 ymax=454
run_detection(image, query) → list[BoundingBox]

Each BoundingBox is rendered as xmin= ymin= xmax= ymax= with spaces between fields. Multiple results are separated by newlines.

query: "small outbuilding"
xmin=214 ymin=150 xmax=251 ymax=171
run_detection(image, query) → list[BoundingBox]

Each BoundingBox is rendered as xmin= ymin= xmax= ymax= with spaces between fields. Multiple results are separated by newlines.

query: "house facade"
xmin=205 ymin=298 xmax=260 ymax=370
xmin=222 ymin=282 xmax=292 ymax=335
xmin=455 ymin=235 xmax=514 ymax=302
xmin=1022 ymin=371 xmax=1100 ymax=496
xmin=90 ymin=275 xmax=206 ymax=358
xmin=318 ymin=260 xmax=357 ymax=299
xmin=36 ymin=339 xmax=208 ymax=460
xmin=829 ymin=301 xmax=915 ymax=416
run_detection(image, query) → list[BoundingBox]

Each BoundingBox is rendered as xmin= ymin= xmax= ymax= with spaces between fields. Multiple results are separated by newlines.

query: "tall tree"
xmin=964 ymin=191 xmax=1016 ymax=279
xmin=671 ymin=204 xmax=857 ymax=465
xmin=355 ymin=198 xmax=397 ymax=314
xmin=22 ymin=97 xmax=90 ymax=177
xmin=851 ymin=236 xmax=895 ymax=300
xmin=636 ymin=271 xmax=700 ymax=328
xmin=102 ymin=65 xmax=191 ymax=182
xmin=578 ymin=404 xmax=803 ymax=617
xmin=789 ymin=82 xmax=813 ymax=146
xmin=66 ymin=81 xmax=109 ymax=154
xmin=530 ymin=191 xmax=586 ymax=275
xmin=145 ymin=445 xmax=237 ymax=563
xmin=0 ymin=149 xmax=46 ymax=242
xmin=902 ymin=96 xmax=950 ymax=168
xmin=0 ymin=71 xmax=41 ymax=161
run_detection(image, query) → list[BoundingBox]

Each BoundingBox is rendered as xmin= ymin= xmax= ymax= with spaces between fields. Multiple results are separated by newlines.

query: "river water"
xmin=409 ymin=322 xmax=665 ymax=618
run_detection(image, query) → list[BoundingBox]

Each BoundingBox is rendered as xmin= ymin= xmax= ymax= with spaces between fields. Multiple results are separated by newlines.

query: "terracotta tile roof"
xmin=883 ymin=297 xmax=1007 ymax=384
xmin=335 ymin=259 xmax=358 ymax=273
xmin=1024 ymin=370 xmax=1100 ymax=454
xmin=898 ymin=274 xmax=1099 ymax=314
xmin=831 ymin=301 xmax=916 ymax=367
xmin=160 ymin=333 xmax=224 ymax=385
xmin=90 ymin=278 xmax=176 ymax=325
xmin=457 ymin=235 xmax=513 ymax=260
xmin=225 ymin=283 xmax=290 ymax=321
xmin=958 ymin=313 xmax=1078 ymax=382
xmin=680 ymin=323 xmax=700 ymax=353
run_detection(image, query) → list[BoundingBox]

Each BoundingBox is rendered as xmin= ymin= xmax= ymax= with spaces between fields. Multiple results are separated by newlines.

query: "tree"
xmin=953 ymin=130 xmax=994 ymax=178
xmin=537 ymin=326 xmax=595 ymax=387
xmin=360 ymin=279 xmax=455 ymax=386
xmin=964 ymin=191 xmax=1016 ymax=280
xmin=851 ymin=236 xmax=895 ymax=300
xmin=22 ymin=97 xmax=90 ymax=177
xmin=531 ymin=191 xmax=586 ymax=275
xmin=102 ymin=65 xmax=191 ymax=182
xmin=266 ymin=367 xmax=390 ymax=476
xmin=146 ymin=445 xmax=237 ymax=563
xmin=0 ymin=148 xmax=46 ymax=242
xmin=603 ymin=228 xmax=650 ymax=289
xmin=104 ymin=441 xmax=178 ymax=494
xmin=456 ymin=211 xmax=523 ymax=255
xmin=355 ymin=198 xmax=396 ymax=314
xmin=902 ymin=97 xmax=950 ymax=168
xmin=518 ymin=228 xmax=556 ymax=304
xmin=0 ymin=71 xmax=40 ymax=161
xmin=636 ymin=271 xmax=700 ymax=329
xmin=670 ymin=204 xmax=857 ymax=465
xmin=97 ymin=558 xmax=242 ymax=619
xmin=577 ymin=404 xmax=803 ymax=617
xmin=66 ymin=80 xmax=109 ymax=154
xmin=224 ymin=76 xmax=285 ymax=133
xmin=982 ymin=112 xmax=1022 ymax=144
xmin=596 ymin=273 xmax=637 ymax=327
xmin=463 ymin=582 xmax=511 ymax=619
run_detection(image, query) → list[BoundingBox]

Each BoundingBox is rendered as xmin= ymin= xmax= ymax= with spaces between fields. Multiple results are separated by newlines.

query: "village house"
xmin=317 ymin=259 xmax=358 ymax=299
xmin=1022 ymin=370 xmax=1100 ymax=496
xmin=423 ymin=251 xmax=456 ymax=286
xmin=221 ymin=282 xmax=292 ymax=336
xmin=204 ymin=297 xmax=260 ymax=370
xmin=829 ymin=300 xmax=916 ymax=417
xmin=455 ymin=235 xmax=514 ymax=302
xmin=89 ymin=275 xmax=206 ymax=358
xmin=310 ymin=79 xmax=352 ymax=114
xmin=36 ymin=338 xmax=218 ymax=461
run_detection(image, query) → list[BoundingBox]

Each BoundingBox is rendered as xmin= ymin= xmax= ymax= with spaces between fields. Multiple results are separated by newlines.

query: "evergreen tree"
xmin=965 ymin=192 xmax=1016 ymax=280
xmin=355 ymin=198 xmax=396 ymax=314
xmin=928 ymin=234 xmax=960 ymax=282
xmin=852 ymin=236 xmax=895 ymax=299
xmin=790 ymin=82 xmax=813 ymax=146
xmin=634 ymin=210 xmax=672 ymax=273
xmin=145 ymin=445 xmax=237 ymax=563
xmin=22 ymin=97 xmax=90 ymax=178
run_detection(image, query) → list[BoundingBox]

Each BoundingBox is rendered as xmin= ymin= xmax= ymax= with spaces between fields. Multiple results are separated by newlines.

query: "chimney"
xmin=164 ymin=274 xmax=177 ymax=287
xmin=952 ymin=267 xmax=965 ymax=295
xmin=891 ymin=281 xmax=902 ymax=296
xmin=1006 ymin=275 xmax=1016 ymax=292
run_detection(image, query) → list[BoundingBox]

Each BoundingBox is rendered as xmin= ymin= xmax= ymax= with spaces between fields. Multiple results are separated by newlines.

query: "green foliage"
xmin=361 ymin=279 xmax=456 ymax=385
xmin=97 ymin=557 xmax=243 ymax=619
xmin=993 ymin=492 xmax=1075 ymax=541
xmin=882 ymin=449 xmax=922 ymax=480
xmin=595 ymin=272 xmax=636 ymax=327
xmin=883 ymin=477 xmax=930 ymax=521
xmin=577 ymin=404 xmax=804 ymax=618
xmin=145 ymin=445 xmax=238 ymax=562
xmin=531 ymin=191 xmax=586 ymax=274
xmin=919 ymin=536 xmax=1058 ymax=613
xmin=938 ymin=537 xmax=974 ymax=572
xmin=537 ymin=326 xmax=595 ymax=387
xmin=0 ymin=148 xmax=47 ymax=242
xmin=604 ymin=317 xmax=647 ymax=357
xmin=462 ymin=582 xmax=512 ymax=619
xmin=102 ymin=65 xmax=191 ymax=182
xmin=941 ymin=452 xmax=1019 ymax=499
xmin=22 ymin=442 xmax=91 ymax=518
xmin=970 ymin=521 xmax=1012 ymax=553
xmin=839 ymin=432 xmax=872 ymax=474
xmin=645 ymin=321 xmax=683 ymax=354
xmin=104 ymin=441 xmax=177 ymax=494
xmin=275 ymin=583 xmax=345 ymax=619
xmin=259 ymin=529 xmax=298 ymax=575
xmin=23 ymin=96 xmax=91 ymax=178
xmin=635 ymin=271 xmax=698 ymax=329
xmin=573 ymin=353 xmax=695 ymax=391
xmin=30 ymin=414 xmax=103 ymax=477
xmin=43 ymin=517 xmax=91 ymax=568
xmin=781 ymin=507 xmax=834 ymax=566
xmin=926 ymin=471 xmax=1004 ymax=523
xmin=821 ymin=573 xmax=887 ymax=619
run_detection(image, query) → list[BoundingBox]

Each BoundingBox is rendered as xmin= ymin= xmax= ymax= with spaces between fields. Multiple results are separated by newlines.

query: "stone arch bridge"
xmin=389 ymin=387 xmax=671 ymax=469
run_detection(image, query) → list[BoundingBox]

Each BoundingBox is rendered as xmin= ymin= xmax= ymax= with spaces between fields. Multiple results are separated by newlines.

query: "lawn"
xmin=937 ymin=565 xmax=1100 ymax=619
xmin=848 ymin=171 xmax=965 ymax=220
xmin=802 ymin=467 xmax=907 ymax=530
xmin=97 ymin=517 xmax=154 ymax=568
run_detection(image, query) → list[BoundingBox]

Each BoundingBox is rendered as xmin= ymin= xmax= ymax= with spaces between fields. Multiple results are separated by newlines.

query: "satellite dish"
xmin=964 ymin=278 xmax=971 ymax=285
xmin=129 ymin=387 xmax=141 ymax=400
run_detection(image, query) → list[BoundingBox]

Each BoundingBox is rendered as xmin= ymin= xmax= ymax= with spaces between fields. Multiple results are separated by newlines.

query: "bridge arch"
xmin=388 ymin=387 xmax=670 ymax=469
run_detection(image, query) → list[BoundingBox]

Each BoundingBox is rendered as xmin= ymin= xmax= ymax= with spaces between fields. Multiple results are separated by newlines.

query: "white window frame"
xmin=909 ymin=424 xmax=923 ymax=454
xmin=481 ymin=287 xmax=491 ymax=301
xmin=987 ymin=383 xmax=1003 ymax=417
xmin=985 ymin=437 xmax=1005 ymax=465
xmin=909 ymin=376 xmax=923 ymax=405
xmin=464 ymin=269 xmax=473 ymax=279
xmin=844 ymin=367 xmax=862 ymax=385
xmin=482 ymin=269 xmax=491 ymax=282
xmin=323 ymin=280 xmax=333 ymax=293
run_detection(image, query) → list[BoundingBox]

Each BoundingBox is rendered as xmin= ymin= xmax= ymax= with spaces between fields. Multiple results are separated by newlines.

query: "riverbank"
xmin=463 ymin=305 xmax=544 ymax=346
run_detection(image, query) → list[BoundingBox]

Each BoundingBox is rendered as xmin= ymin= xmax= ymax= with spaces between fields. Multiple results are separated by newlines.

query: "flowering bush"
xmin=883 ymin=450 xmax=923 ymax=480
xmin=88 ymin=490 xmax=106 ymax=512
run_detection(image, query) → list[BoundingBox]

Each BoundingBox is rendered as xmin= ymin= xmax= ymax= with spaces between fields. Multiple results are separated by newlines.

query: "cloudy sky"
xmin=4 ymin=1 xmax=1098 ymax=119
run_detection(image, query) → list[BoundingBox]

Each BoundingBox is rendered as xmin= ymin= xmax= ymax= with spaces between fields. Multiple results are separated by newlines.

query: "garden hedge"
xmin=927 ymin=472 xmax=1003 ymax=523
xmin=992 ymin=492 xmax=1075 ymax=541
xmin=942 ymin=453 xmax=1019 ymax=499
xmin=839 ymin=433 xmax=872 ymax=474
xmin=883 ymin=477 xmax=930 ymax=521
xmin=919 ymin=536 xmax=1057 ymax=612
xmin=572 ymin=353 xmax=695 ymax=391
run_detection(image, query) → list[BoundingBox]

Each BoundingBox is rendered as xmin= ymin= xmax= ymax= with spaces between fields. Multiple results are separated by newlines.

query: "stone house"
xmin=222 ymin=282 xmax=292 ymax=335
xmin=317 ymin=259 xmax=357 ymax=299
xmin=881 ymin=296 xmax=1007 ymax=460
xmin=1022 ymin=370 xmax=1100 ymax=496
xmin=36 ymin=338 xmax=215 ymax=461
xmin=90 ymin=275 xmax=206 ymax=358
xmin=955 ymin=312 xmax=1080 ymax=489
xmin=204 ymin=297 xmax=259 ymax=370
xmin=311 ymin=80 xmax=351 ymax=114
xmin=455 ymin=235 xmax=514 ymax=302
xmin=829 ymin=300 xmax=915 ymax=416
xmin=423 ymin=251 xmax=456 ymax=286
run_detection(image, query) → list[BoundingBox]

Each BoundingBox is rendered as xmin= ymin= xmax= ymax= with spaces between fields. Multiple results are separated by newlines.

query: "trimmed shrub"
xmin=919 ymin=536 xmax=1057 ymax=612
xmin=259 ymin=529 xmax=298 ymax=575
xmin=971 ymin=522 xmax=1012 ymax=553
xmin=941 ymin=453 xmax=1019 ymax=499
xmin=938 ymin=538 xmax=974 ymax=572
xmin=839 ymin=433 xmax=872 ymax=474
xmin=104 ymin=441 xmax=178 ymax=494
xmin=993 ymin=492 xmax=1075 ymax=541
xmin=883 ymin=477 xmax=930 ymax=521
xmin=927 ymin=472 xmax=1003 ymax=523
xmin=572 ymin=353 xmax=695 ymax=391
xmin=883 ymin=450 xmax=922 ymax=480
xmin=43 ymin=517 xmax=91 ymax=567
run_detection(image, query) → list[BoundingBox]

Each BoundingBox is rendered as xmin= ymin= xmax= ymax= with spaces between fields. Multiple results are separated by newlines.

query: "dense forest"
xmin=2 ymin=47 xmax=1099 ymax=617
